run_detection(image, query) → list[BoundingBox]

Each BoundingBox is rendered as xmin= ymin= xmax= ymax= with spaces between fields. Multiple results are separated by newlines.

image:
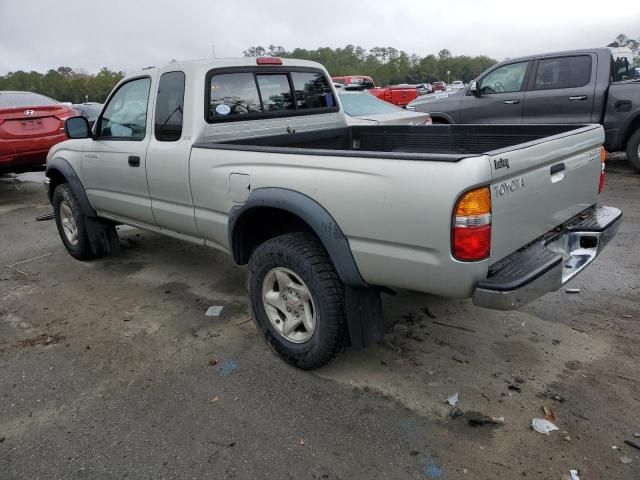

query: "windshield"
xmin=339 ymin=92 xmax=401 ymax=116
xmin=0 ymin=92 xmax=58 ymax=108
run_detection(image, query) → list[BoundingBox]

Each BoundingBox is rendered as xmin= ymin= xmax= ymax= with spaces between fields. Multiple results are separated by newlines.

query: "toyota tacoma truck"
xmin=406 ymin=48 xmax=640 ymax=172
xmin=45 ymin=57 xmax=621 ymax=369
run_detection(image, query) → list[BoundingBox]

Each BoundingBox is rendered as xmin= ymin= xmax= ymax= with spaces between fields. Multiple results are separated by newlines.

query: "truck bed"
xmin=194 ymin=124 xmax=588 ymax=161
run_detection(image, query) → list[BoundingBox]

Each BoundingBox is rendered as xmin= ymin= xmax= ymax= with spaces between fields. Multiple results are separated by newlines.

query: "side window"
xmin=291 ymin=72 xmax=336 ymax=109
xmin=209 ymin=73 xmax=261 ymax=119
xmin=534 ymin=56 xmax=592 ymax=90
xmin=99 ymin=77 xmax=151 ymax=140
xmin=479 ymin=62 xmax=529 ymax=95
xmin=256 ymin=74 xmax=294 ymax=112
xmin=155 ymin=71 xmax=185 ymax=142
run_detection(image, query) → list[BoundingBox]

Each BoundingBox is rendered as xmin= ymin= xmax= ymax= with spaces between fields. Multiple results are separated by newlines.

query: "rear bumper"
xmin=472 ymin=206 xmax=622 ymax=310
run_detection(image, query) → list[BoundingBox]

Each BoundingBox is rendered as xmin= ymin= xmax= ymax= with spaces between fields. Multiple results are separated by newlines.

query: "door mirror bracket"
xmin=469 ymin=81 xmax=480 ymax=96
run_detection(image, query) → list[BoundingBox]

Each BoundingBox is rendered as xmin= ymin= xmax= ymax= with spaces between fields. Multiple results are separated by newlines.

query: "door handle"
xmin=568 ymin=95 xmax=587 ymax=101
xmin=128 ymin=156 xmax=140 ymax=167
xmin=503 ymin=99 xmax=520 ymax=104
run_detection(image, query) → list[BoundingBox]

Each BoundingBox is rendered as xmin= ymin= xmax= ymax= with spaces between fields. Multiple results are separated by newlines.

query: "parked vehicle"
xmin=72 ymin=102 xmax=103 ymax=127
xmin=368 ymin=84 xmax=425 ymax=107
xmin=46 ymin=57 xmax=620 ymax=369
xmin=431 ymin=81 xmax=447 ymax=92
xmin=339 ymin=91 xmax=431 ymax=125
xmin=331 ymin=75 xmax=375 ymax=90
xmin=0 ymin=91 xmax=78 ymax=173
xmin=406 ymin=48 xmax=640 ymax=171
xmin=450 ymin=80 xmax=465 ymax=90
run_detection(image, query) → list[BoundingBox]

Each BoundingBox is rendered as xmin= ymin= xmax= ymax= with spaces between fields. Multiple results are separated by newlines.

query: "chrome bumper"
xmin=472 ymin=206 xmax=622 ymax=310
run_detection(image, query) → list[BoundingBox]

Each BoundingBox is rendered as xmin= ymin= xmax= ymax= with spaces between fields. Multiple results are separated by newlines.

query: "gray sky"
xmin=1 ymin=0 xmax=638 ymax=75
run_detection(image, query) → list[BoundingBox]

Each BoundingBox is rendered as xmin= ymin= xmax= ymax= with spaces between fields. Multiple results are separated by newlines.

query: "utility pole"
xmin=212 ymin=44 xmax=216 ymax=60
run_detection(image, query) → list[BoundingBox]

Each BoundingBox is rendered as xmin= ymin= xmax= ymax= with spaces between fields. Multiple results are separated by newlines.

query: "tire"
xmin=626 ymin=128 xmax=640 ymax=173
xmin=53 ymin=183 xmax=95 ymax=260
xmin=247 ymin=232 xmax=347 ymax=369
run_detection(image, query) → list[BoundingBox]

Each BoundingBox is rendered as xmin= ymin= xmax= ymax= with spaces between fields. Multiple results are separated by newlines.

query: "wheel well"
xmin=46 ymin=168 xmax=67 ymax=201
xmin=623 ymin=114 xmax=640 ymax=148
xmin=430 ymin=116 xmax=450 ymax=124
xmin=232 ymin=207 xmax=316 ymax=264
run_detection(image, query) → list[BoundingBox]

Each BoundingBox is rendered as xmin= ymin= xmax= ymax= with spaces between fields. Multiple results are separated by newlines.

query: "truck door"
xmin=522 ymin=54 xmax=596 ymax=123
xmin=146 ymin=71 xmax=199 ymax=237
xmin=82 ymin=76 xmax=156 ymax=225
xmin=460 ymin=60 xmax=530 ymax=124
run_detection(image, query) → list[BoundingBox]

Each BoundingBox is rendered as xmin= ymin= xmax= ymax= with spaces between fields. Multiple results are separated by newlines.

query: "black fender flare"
xmin=45 ymin=157 xmax=97 ymax=217
xmin=228 ymin=187 xmax=366 ymax=288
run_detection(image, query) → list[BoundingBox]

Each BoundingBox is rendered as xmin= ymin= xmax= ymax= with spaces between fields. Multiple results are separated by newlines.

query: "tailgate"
xmin=489 ymin=124 xmax=604 ymax=263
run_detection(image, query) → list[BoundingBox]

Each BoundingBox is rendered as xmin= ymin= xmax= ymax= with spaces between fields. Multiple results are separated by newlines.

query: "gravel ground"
xmin=1 ymin=155 xmax=639 ymax=479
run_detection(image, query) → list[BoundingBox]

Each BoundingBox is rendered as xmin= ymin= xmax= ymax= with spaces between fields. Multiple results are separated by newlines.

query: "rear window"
xmin=207 ymin=68 xmax=337 ymax=122
xmin=0 ymin=92 xmax=57 ymax=108
xmin=533 ymin=55 xmax=592 ymax=90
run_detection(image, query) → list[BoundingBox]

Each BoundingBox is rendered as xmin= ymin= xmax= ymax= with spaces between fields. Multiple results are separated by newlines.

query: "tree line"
xmin=0 ymin=67 xmax=124 ymax=103
xmin=243 ymin=45 xmax=496 ymax=85
xmin=1 ymin=34 xmax=636 ymax=103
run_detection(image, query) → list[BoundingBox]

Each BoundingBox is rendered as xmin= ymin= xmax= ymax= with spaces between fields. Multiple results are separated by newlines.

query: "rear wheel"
xmin=626 ymin=128 xmax=640 ymax=173
xmin=53 ymin=184 xmax=95 ymax=260
xmin=247 ymin=232 xmax=347 ymax=369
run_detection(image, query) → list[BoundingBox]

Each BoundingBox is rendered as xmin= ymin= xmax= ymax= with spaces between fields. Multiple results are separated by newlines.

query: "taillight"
xmin=598 ymin=146 xmax=606 ymax=194
xmin=452 ymin=186 xmax=491 ymax=261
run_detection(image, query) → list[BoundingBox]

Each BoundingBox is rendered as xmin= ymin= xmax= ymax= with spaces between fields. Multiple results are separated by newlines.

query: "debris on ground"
xmin=432 ymin=320 xmax=476 ymax=333
xmin=565 ymin=288 xmax=581 ymax=294
xmin=621 ymin=314 xmax=633 ymax=318
xmin=205 ymin=305 xmax=224 ymax=316
xmin=209 ymin=396 xmax=219 ymax=403
xmin=624 ymin=439 xmax=640 ymax=450
xmin=542 ymin=406 xmax=556 ymax=422
xmin=633 ymin=432 xmax=640 ymax=438
xmin=299 ymin=438 xmax=305 ymax=446
xmin=217 ymin=359 xmax=237 ymax=375
xmin=531 ymin=418 xmax=559 ymax=435
xmin=569 ymin=470 xmax=580 ymax=480
xmin=619 ymin=456 xmax=632 ymax=464
xmin=508 ymin=384 xmax=522 ymax=393
xmin=405 ymin=331 xmax=424 ymax=342
xmin=450 ymin=407 xmax=464 ymax=419
xmin=542 ymin=391 xmax=566 ymax=402
xmin=466 ymin=411 xmax=505 ymax=427
xmin=421 ymin=305 xmax=437 ymax=319
xmin=445 ymin=392 xmax=459 ymax=407
xmin=19 ymin=333 xmax=65 ymax=347
xmin=208 ymin=356 xmax=218 ymax=366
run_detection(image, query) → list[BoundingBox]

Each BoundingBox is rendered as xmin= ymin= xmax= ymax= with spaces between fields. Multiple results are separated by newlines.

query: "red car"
xmin=0 ymin=91 xmax=78 ymax=173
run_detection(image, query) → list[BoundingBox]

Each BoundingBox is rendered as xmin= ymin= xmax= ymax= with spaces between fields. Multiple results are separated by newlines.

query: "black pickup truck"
xmin=407 ymin=48 xmax=640 ymax=171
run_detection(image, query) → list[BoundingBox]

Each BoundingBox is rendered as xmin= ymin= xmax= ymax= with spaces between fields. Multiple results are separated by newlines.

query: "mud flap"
xmin=345 ymin=286 xmax=385 ymax=350
xmin=85 ymin=217 xmax=119 ymax=256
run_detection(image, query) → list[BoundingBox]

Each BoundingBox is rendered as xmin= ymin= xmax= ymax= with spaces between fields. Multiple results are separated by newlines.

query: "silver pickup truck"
xmin=45 ymin=57 xmax=621 ymax=369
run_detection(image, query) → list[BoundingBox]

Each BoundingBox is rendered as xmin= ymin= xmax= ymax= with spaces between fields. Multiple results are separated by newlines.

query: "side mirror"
xmin=65 ymin=116 xmax=92 ymax=139
xmin=469 ymin=81 xmax=479 ymax=96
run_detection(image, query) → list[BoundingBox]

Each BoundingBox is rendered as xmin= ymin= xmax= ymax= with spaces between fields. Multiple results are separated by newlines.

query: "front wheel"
xmin=247 ymin=232 xmax=347 ymax=369
xmin=626 ymin=128 xmax=640 ymax=173
xmin=53 ymin=184 xmax=95 ymax=260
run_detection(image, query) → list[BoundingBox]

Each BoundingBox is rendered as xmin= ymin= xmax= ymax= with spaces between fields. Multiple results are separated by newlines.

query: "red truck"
xmin=332 ymin=76 xmax=427 ymax=108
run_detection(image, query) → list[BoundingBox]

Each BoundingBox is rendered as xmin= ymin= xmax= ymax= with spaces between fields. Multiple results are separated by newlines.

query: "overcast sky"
xmin=1 ymin=0 xmax=638 ymax=75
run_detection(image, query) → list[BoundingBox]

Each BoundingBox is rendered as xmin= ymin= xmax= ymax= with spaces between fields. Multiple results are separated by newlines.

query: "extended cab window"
xmin=292 ymin=72 xmax=336 ymax=109
xmin=155 ymin=71 xmax=185 ymax=142
xmin=256 ymin=74 xmax=294 ymax=112
xmin=534 ymin=56 xmax=592 ymax=90
xmin=479 ymin=62 xmax=528 ymax=94
xmin=207 ymin=69 xmax=337 ymax=122
xmin=99 ymin=77 xmax=151 ymax=140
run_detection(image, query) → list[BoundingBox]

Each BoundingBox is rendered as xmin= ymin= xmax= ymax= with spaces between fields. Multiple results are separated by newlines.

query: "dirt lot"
xmin=1 ymin=156 xmax=639 ymax=479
